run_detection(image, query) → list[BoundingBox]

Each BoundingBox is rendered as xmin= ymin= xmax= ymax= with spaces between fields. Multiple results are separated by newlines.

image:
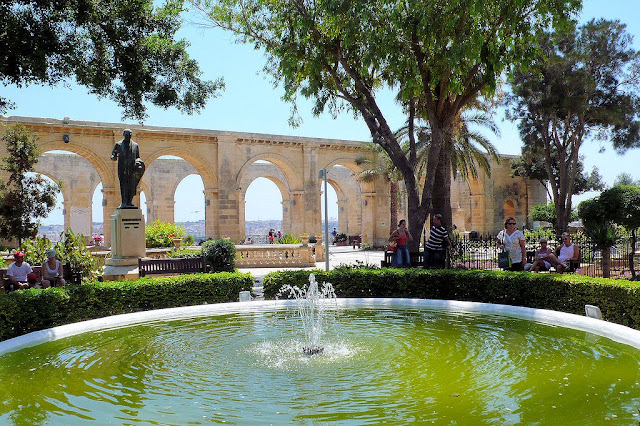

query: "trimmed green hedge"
xmin=263 ymin=269 xmax=640 ymax=329
xmin=0 ymin=272 xmax=253 ymax=341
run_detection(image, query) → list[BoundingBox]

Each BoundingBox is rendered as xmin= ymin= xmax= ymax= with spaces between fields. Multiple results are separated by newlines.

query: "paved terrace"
xmin=237 ymin=245 xmax=385 ymax=297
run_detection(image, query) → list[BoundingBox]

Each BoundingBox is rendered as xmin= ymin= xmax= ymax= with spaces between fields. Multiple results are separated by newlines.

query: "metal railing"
xmin=449 ymin=232 xmax=639 ymax=279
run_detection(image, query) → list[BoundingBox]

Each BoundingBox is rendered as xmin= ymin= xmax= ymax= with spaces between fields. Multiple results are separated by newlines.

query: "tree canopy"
xmin=578 ymin=185 xmax=640 ymax=278
xmin=1 ymin=0 xmax=223 ymax=120
xmin=511 ymin=150 xmax=605 ymax=200
xmin=196 ymin=0 xmax=579 ymax=246
xmin=508 ymin=19 xmax=640 ymax=234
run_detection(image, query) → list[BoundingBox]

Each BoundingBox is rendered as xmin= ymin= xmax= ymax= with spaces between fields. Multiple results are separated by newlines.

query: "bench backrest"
xmin=381 ymin=251 xmax=424 ymax=267
xmin=138 ymin=256 xmax=206 ymax=277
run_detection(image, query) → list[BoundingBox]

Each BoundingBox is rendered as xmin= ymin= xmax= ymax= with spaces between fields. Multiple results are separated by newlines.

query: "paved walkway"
xmin=237 ymin=246 xmax=385 ymax=296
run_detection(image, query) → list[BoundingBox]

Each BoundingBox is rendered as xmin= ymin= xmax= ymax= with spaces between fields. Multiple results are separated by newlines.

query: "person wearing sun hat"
xmin=6 ymin=251 xmax=33 ymax=290
xmin=41 ymin=249 xmax=65 ymax=288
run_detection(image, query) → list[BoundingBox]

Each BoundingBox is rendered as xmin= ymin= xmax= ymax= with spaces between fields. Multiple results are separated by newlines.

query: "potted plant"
xmin=334 ymin=233 xmax=348 ymax=246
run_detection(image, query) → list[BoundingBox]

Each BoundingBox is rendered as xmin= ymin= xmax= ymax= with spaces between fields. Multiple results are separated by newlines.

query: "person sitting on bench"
xmin=544 ymin=233 xmax=580 ymax=273
xmin=6 ymin=251 xmax=35 ymax=290
xmin=530 ymin=238 xmax=553 ymax=272
xmin=41 ymin=249 xmax=66 ymax=288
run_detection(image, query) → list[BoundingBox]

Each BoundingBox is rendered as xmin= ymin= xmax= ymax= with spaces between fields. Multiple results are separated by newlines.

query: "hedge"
xmin=0 ymin=272 xmax=253 ymax=341
xmin=263 ymin=269 xmax=640 ymax=329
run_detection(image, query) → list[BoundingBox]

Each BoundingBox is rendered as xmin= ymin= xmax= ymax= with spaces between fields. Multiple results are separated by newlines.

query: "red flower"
xmin=170 ymin=234 xmax=175 ymax=238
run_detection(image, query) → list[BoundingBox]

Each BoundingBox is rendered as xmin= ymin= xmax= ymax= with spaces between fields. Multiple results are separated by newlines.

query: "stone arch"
xmin=235 ymin=153 xmax=302 ymax=191
xmin=321 ymin=158 xmax=373 ymax=194
xmin=34 ymin=153 xmax=102 ymax=237
xmin=140 ymin=157 xmax=200 ymax=224
xmin=143 ymin=147 xmax=216 ymax=190
xmin=503 ymin=200 xmax=516 ymax=222
xmin=238 ymin=162 xmax=291 ymax=239
xmin=38 ymin=141 xmax=113 ymax=189
xmin=319 ymin=159 xmax=369 ymax=237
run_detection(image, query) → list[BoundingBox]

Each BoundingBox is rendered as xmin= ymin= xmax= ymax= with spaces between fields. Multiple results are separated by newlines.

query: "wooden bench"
xmin=348 ymin=235 xmax=362 ymax=249
xmin=381 ymin=251 xmax=424 ymax=267
xmin=138 ymin=256 xmax=207 ymax=278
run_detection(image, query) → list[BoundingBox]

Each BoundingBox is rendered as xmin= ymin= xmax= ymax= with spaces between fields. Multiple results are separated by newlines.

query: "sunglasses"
xmin=506 ymin=222 xmax=516 ymax=225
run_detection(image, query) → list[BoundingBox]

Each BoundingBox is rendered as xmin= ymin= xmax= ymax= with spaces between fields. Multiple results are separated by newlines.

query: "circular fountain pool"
xmin=1 ymin=299 xmax=639 ymax=424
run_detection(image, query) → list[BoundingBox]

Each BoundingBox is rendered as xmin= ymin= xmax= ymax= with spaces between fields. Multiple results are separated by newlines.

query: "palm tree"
xmin=405 ymin=111 xmax=500 ymax=181
xmin=355 ymin=143 xmax=403 ymax=231
xmin=356 ymin=110 xmax=500 ymax=235
xmin=582 ymin=221 xmax=622 ymax=278
xmin=397 ymin=110 xmax=501 ymax=229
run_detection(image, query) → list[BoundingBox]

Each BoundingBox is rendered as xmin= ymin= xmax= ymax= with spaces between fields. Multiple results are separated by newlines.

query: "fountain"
xmin=277 ymin=273 xmax=336 ymax=355
xmin=1 ymin=296 xmax=640 ymax=422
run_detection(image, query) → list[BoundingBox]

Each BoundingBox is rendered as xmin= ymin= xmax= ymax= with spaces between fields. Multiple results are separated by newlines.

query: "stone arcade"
xmin=0 ymin=116 xmax=546 ymax=245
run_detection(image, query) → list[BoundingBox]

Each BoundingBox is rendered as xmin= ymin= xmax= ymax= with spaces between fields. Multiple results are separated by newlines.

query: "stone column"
xmin=62 ymin=200 xmax=72 ymax=233
xmin=281 ymin=197 xmax=292 ymax=235
xmin=145 ymin=195 xmax=155 ymax=223
xmin=203 ymin=188 xmax=218 ymax=239
xmin=102 ymin=186 xmax=118 ymax=247
xmin=360 ymin=192 xmax=376 ymax=244
xmin=289 ymin=191 xmax=305 ymax=236
xmin=337 ymin=198 xmax=349 ymax=235
xmin=471 ymin=194 xmax=487 ymax=234
xmin=238 ymin=189 xmax=246 ymax=241
xmin=302 ymin=146 xmax=322 ymax=235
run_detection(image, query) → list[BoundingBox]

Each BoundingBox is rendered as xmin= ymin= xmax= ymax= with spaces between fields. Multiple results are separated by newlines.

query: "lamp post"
xmin=318 ymin=168 xmax=330 ymax=271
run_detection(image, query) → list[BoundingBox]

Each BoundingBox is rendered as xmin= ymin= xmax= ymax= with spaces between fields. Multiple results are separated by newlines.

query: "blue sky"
xmin=4 ymin=0 xmax=640 ymax=225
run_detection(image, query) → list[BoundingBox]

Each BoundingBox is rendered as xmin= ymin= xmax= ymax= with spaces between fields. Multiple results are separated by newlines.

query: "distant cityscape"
xmin=38 ymin=219 xmax=339 ymax=243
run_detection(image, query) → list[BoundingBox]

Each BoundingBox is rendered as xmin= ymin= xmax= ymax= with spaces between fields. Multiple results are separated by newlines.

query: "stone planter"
xmin=300 ymin=234 xmax=309 ymax=246
xmin=335 ymin=241 xmax=348 ymax=246
xmin=173 ymin=238 xmax=183 ymax=249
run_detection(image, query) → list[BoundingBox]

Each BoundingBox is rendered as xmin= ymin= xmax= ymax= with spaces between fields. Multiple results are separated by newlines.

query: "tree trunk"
xmin=432 ymin=141 xmax=453 ymax=232
xmin=390 ymin=181 xmax=399 ymax=235
xmin=602 ymin=247 xmax=611 ymax=278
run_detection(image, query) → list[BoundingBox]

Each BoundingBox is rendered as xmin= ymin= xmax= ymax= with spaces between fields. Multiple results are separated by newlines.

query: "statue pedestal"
xmin=102 ymin=208 xmax=145 ymax=280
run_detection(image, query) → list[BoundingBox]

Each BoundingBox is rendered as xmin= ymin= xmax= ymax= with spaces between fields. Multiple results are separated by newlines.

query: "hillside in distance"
xmin=38 ymin=219 xmax=339 ymax=242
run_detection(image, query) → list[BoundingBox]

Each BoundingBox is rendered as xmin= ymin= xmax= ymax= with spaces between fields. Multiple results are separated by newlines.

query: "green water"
xmin=0 ymin=308 xmax=639 ymax=424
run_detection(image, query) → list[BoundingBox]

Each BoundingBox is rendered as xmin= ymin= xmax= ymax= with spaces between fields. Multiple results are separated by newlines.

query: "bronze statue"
xmin=111 ymin=129 xmax=145 ymax=209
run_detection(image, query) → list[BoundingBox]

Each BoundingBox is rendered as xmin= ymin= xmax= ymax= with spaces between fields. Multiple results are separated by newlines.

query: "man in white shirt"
xmin=6 ymin=251 xmax=34 ymax=290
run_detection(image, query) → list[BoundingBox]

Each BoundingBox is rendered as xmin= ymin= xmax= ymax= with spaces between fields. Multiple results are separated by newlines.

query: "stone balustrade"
xmin=235 ymin=244 xmax=316 ymax=268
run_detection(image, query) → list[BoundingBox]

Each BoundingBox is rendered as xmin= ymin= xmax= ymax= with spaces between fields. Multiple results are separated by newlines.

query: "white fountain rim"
xmin=1 ymin=298 xmax=639 ymax=355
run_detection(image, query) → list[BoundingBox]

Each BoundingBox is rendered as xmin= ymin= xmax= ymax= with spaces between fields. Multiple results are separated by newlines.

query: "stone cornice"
xmin=1 ymin=116 xmax=367 ymax=148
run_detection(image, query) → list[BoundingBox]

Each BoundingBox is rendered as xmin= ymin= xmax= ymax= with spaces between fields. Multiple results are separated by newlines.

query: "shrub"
xmin=145 ymin=220 xmax=185 ymax=248
xmin=20 ymin=230 xmax=99 ymax=281
xmin=0 ymin=272 xmax=253 ymax=340
xmin=334 ymin=233 xmax=347 ymax=242
xmin=20 ymin=235 xmax=51 ymax=265
xmin=263 ymin=268 xmax=640 ymax=330
xmin=55 ymin=229 xmax=100 ymax=281
xmin=183 ymin=234 xmax=195 ymax=247
xmin=276 ymin=233 xmax=301 ymax=244
xmin=201 ymin=239 xmax=236 ymax=272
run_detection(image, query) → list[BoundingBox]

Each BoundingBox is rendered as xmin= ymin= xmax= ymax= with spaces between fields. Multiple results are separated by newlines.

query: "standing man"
xmin=423 ymin=214 xmax=450 ymax=269
xmin=111 ymin=129 xmax=145 ymax=209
